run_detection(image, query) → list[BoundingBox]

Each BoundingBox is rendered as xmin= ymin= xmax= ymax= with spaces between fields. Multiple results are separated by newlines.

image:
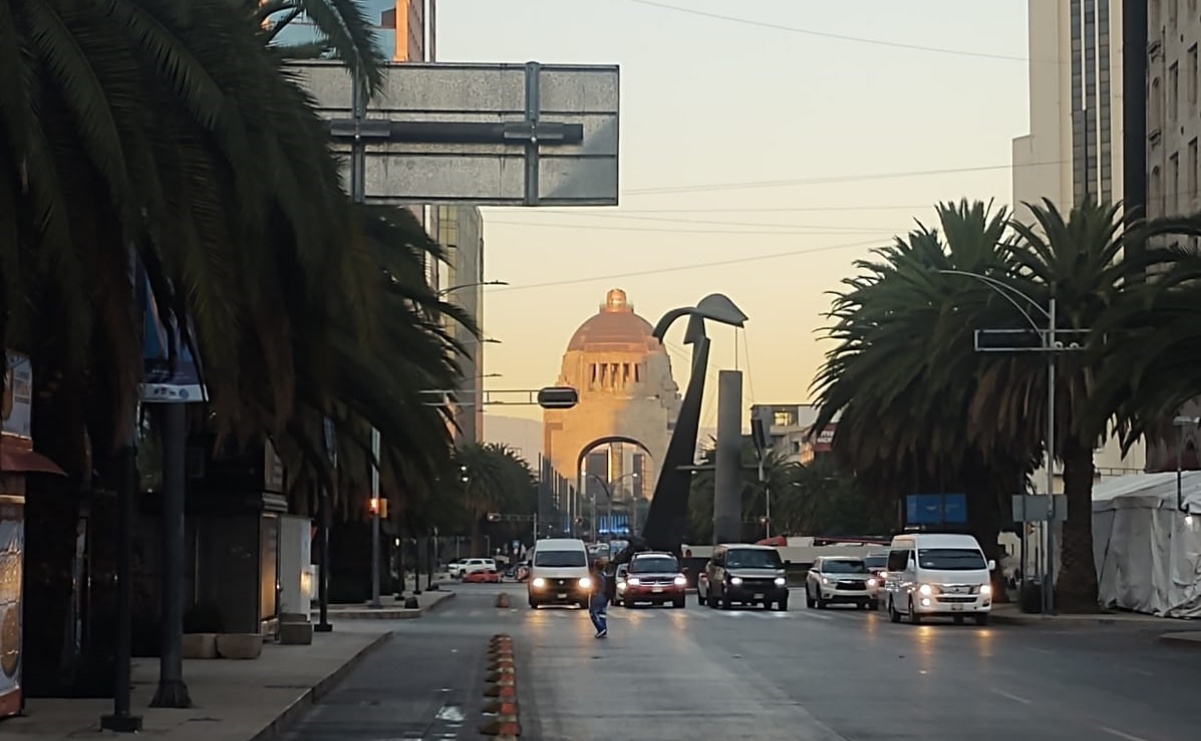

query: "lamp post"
xmin=1173 ymin=416 xmax=1198 ymax=524
xmin=937 ymin=269 xmax=1085 ymax=616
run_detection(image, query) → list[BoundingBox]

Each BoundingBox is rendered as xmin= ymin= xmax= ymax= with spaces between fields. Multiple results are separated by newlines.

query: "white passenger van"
xmin=527 ymin=538 xmax=592 ymax=609
xmin=881 ymin=533 xmax=995 ymax=625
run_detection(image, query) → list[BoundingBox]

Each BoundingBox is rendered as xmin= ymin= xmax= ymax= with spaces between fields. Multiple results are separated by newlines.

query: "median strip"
xmin=479 ymin=634 xmax=521 ymax=738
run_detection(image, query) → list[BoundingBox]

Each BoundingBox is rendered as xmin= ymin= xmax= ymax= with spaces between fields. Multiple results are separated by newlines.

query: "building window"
xmin=1170 ymin=63 xmax=1180 ymax=123
xmin=1191 ymin=46 xmax=1199 ymax=110
xmin=590 ymin=363 xmax=598 ymax=388
xmin=634 ymin=364 xmax=641 ymax=383
xmin=1152 ymin=77 xmax=1164 ymax=132
xmin=1171 ymin=152 xmax=1181 ymax=213
xmin=1151 ymin=0 xmax=1162 ymax=31
xmin=1151 ymin=166 xmax=1163 ymax=215
xmin=1191 ymin=139 xmax=1199 ymax=206
xmin=1170 ymin=0 xmax=1178 ymax=30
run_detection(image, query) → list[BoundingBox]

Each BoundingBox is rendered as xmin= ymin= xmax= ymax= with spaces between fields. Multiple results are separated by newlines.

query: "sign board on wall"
xmin=813 ymin=425 xmax=836 ymax=452
xmin=2 ymin=353 xmax=32 ymax=442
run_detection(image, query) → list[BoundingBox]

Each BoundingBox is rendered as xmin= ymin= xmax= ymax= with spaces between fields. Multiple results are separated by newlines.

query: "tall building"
xmin=1012 ymin=0 xmax=1124 ymax=223
xmin=1012 ymin=1 xmax=1144 ymax=487
xmin=271 ymin=2 xmax=488 ymax=443
xmin=1142 ymin=0 xmax=1201 ymax=472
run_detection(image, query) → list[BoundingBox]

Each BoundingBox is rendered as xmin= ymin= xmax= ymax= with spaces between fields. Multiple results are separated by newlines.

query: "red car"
xmin=619 ymin=552 xmax=687 ymax=608
xmin=462 ymin=568 xmax=501 ymax=583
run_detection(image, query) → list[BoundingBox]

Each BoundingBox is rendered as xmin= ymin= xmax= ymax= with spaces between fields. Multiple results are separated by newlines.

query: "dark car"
xmin=620 ymin=552 xmax=687 ymax=608
xmin=697 ymin=544 xmax=789 ymax=611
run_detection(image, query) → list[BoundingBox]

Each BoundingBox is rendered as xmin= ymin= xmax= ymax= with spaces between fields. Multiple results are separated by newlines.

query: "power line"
xmin=624 ymin=160 xmax=1068 ymax=197
xmin=520 ymin=204 xmax=933 ymax=215
xmin=485 ymin=219 xmax=896 ymax=236
xmin=622 ymin=0 xmax=1046 ymax=65
xmin=490 ymin=238 xmax=884 ymax=293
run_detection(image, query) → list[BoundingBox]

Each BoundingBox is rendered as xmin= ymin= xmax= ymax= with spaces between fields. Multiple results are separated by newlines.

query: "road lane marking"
xmin=991 ymin=689 xmax=1033 ymax=705
xmin=1099 ymin=727 xmax=1153 ymax=741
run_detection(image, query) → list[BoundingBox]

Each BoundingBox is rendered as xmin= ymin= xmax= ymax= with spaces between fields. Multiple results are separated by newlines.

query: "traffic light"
xmin=537 ymin=386 xmax=579 ymax=410
xmin=368 ymin=497 xmax=388 ymax=518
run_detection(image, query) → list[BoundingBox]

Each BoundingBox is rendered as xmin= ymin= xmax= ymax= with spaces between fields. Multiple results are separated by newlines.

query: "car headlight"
xmin=980 ymin=584 xmax=992 ymax=596
xmin=730 ymin=576 xmax=743 ymax=586
xmin=918 ymin=584 xmax=933 ymax=596
xmin=617 ymin=582 xmax=626 ymax=591
xmin=867 ymin=578 xmax=878 ymax=587
xmin=774 ymin=577 xmax=786 ymax=586
xmin=578 ymin=577 xmax=591 ymax=589
xmin=674 ymin=575 xmax=687 ymax=586
xmin=531 ymin=577 xmax=546 ymax=589
xmin=627 ymin=577 xmax=641 ymax=586
xmin=821 ymin=577 xmax=831 ymax=585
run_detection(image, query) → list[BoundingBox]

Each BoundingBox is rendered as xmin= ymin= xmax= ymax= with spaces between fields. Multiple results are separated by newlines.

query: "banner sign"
xmin=0 ymin=505 xmax=25 ymax=717
xmin=138 ymin=266 xmax=207 ymax=404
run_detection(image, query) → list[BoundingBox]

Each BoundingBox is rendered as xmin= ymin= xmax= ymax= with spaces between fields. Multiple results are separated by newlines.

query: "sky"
xmin=433 ymin=0 xmax=1033 ymax=430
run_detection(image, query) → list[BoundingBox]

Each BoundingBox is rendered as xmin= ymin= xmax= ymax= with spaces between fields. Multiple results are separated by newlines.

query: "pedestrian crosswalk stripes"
xmin=457 ymin=605 xmax=870 ymax=621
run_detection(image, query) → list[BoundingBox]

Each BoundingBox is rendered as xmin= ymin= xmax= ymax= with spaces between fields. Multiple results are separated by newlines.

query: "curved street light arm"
xmin=937 ymin=269 xmax=1049 ymax=331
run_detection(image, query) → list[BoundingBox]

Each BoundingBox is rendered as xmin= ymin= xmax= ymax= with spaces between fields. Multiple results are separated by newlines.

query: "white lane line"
xmin=1098 ymin=726 xmax=1153 ymax=741
xmin=1126 ymin=667 xmax=1155 ymax=677
xmin=991 ymin=688 xmax=1033 ymax=705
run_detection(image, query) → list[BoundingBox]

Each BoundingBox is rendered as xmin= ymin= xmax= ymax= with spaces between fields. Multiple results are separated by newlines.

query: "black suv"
xmin=697 ymin=544 xmax=789 ymax=610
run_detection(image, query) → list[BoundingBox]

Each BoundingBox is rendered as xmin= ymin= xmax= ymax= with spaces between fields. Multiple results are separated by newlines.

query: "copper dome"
xmin=566 ymin=289 xmax=661 ymax=352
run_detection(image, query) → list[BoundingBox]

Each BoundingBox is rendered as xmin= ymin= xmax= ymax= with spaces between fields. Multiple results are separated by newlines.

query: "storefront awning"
xmin=0 ymin=439 xmax=65 ymax=475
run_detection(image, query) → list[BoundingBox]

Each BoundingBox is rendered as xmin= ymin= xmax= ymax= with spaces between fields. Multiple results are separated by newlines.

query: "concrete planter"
xmin=181 ymin=633 xmax=218 ymax=659
xmin=279 ymin=621 xmax=314 ymax=645
xmin=216 ymin=633 xmax=264 ymax=660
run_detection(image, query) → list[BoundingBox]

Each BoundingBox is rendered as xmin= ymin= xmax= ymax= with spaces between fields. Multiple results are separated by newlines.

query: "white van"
xmin=527 ymin=538 xmax=592 ymax=609
xmin=881 ymin=533 xmax=995 ymax=625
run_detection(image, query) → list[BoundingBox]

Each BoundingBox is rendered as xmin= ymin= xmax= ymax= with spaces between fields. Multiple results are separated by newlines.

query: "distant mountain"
xmin=482 ymin=414 xmax=543 ymax=462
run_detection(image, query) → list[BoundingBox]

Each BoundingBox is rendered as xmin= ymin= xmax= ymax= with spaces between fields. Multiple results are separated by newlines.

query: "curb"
xmin=328 ymin=592 xmax=456 ymax=620
xmin=1157 ymin=632 xmax=1201 ymax=649
xmin=989 ymin=610 xmax=1168 ymax=627
xmin=247 ymin=632 xmax=392 ymax=741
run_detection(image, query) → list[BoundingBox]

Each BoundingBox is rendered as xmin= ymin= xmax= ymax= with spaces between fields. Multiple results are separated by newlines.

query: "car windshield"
xmin=630 ymin=556 xmax=678 ymax=573
xmin=865 ymin=555 xmax=887 ymax=569
xmin=918 ymin=548 xmax=987 ymax=571
xmin=725 ymin=549 xmax=782 ymax=569
xmin=822 ymin=559 xmax=867 ymax=574
xmin=533 ymin=550 xmax=587 ymax=568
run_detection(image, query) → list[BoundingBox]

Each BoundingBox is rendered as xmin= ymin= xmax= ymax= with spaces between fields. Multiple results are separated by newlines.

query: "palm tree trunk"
xmin=1056 ymin=438 xmax=1099 ymax=612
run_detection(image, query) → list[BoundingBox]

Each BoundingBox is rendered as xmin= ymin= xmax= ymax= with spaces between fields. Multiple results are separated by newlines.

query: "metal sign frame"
xmin=289 ymin=60 xmax=620 ymax=206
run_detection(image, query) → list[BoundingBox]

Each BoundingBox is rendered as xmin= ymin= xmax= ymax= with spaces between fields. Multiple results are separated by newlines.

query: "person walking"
xmin=588 ymin=559 xmax=608 ymax=638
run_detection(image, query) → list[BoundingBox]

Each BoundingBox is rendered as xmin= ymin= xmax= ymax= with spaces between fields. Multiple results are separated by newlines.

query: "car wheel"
xmin=623 ymin=597 xmax=635 ymax=609
xmin=529 ymin=598 xmax=539 ymax=609
xmin=889 ymin=597 xmax=901 ymax=623
xmin=672 ymin=597 xmax=685 ymax=608
xmin=775 ymin=598 xmax=788 ymax=611
xmin=696 ymin=586 xmax=705 ymax=606
xmin=908 ymin=598 xmax=922 ymax=624
xmin=706 ymin=590 xmax=719 ymax=609
xmin=805 ymin=586 xmax=816 ymax=609
xmin=869 ymin=600 xmax=880 ymax=611
xmin=975 ymin=613 xmax=990 ymax=626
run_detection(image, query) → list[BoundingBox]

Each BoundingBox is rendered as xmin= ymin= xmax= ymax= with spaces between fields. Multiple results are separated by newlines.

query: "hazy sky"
xmin=435 ymin=0 xmax=1031 ymax=429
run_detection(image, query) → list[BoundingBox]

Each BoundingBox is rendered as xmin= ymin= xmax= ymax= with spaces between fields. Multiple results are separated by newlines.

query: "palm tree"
xmin=980 ymin=199 xmax=1201 ymax=611
xmin=455 ymin=443 xmax=536 ymax=556
xmin=813 ymin=200 xmax=1030 ymax=588
xmin=257 ymin=0 xmax=388 ymax=94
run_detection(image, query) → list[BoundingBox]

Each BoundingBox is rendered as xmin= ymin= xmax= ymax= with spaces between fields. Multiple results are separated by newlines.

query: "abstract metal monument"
xmin=638 ymin=294 xmax=748 ymax=555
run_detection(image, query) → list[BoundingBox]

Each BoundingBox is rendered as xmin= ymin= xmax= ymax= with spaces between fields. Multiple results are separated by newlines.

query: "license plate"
xmin=652 ymin=587 xmax=663 ymax=593
xmin=951 ymin=603 xmax=963 ymax=611
xmin=753 ymin=593 xmax=764 ymax=600
xmin=557 ymin=593 xmax=567 ymax=599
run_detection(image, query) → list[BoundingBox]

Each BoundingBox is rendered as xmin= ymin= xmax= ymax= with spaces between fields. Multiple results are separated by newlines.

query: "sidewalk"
xmin=327 ymin=587 xmax=455 ymax=619
xmin=989 ymin=603 xmax=1175 ymax=626
xmin=5 ymin=629 xmax=389 ymax=741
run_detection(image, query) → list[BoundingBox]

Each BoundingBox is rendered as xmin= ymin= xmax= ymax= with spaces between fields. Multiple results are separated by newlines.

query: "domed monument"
xmin=543 ymin=289 xmax=682 ymax=537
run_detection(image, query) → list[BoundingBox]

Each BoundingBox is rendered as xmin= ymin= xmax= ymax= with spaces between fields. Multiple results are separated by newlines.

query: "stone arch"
xmin=574 ymin=435 xmax=654 ymax=476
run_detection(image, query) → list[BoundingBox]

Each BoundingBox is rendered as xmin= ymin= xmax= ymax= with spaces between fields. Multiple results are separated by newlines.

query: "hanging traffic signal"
xmin=369 ymin=497 xmax=388 ymax=518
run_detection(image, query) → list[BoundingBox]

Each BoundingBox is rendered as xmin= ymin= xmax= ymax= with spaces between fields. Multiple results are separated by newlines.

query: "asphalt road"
xmin=286 ymin=582 xmax=1200 ymax=741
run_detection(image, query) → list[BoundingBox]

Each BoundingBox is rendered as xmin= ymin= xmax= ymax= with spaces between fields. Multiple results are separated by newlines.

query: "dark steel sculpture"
xmin=635 ymin=294 xmax=747 ymax=557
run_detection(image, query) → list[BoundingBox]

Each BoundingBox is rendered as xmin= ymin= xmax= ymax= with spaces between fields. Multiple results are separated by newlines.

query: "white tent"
xmin=1092 ymin=471 xmax=1201 ymax=618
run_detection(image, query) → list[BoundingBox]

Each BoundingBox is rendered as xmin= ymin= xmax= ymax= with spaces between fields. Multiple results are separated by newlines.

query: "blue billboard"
xmin=905 ymin=494 xmax=968 ymax=526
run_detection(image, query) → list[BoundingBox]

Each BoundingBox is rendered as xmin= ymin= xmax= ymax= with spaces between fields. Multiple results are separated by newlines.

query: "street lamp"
xmin=937 ymin=269 xmax=1073 ymax=615
xmin=438 ymin=280 xmax=508 ymax=297
xmin=1172 ymin=416 xmax=1198 ymax=524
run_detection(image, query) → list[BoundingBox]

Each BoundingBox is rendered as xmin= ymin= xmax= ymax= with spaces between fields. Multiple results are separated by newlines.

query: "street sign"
xmin=905 ymin=494 xmax=968 ymax=526
xmin=536 ymin=386 xmax=579 ymax=410
xmin=974 ymin=328 xmax=1093 ymax=352
xmin=290 ymin=60 xmax=620 ymax=206
xmin=1011 ymin=494 xmax=1067 ymax=523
